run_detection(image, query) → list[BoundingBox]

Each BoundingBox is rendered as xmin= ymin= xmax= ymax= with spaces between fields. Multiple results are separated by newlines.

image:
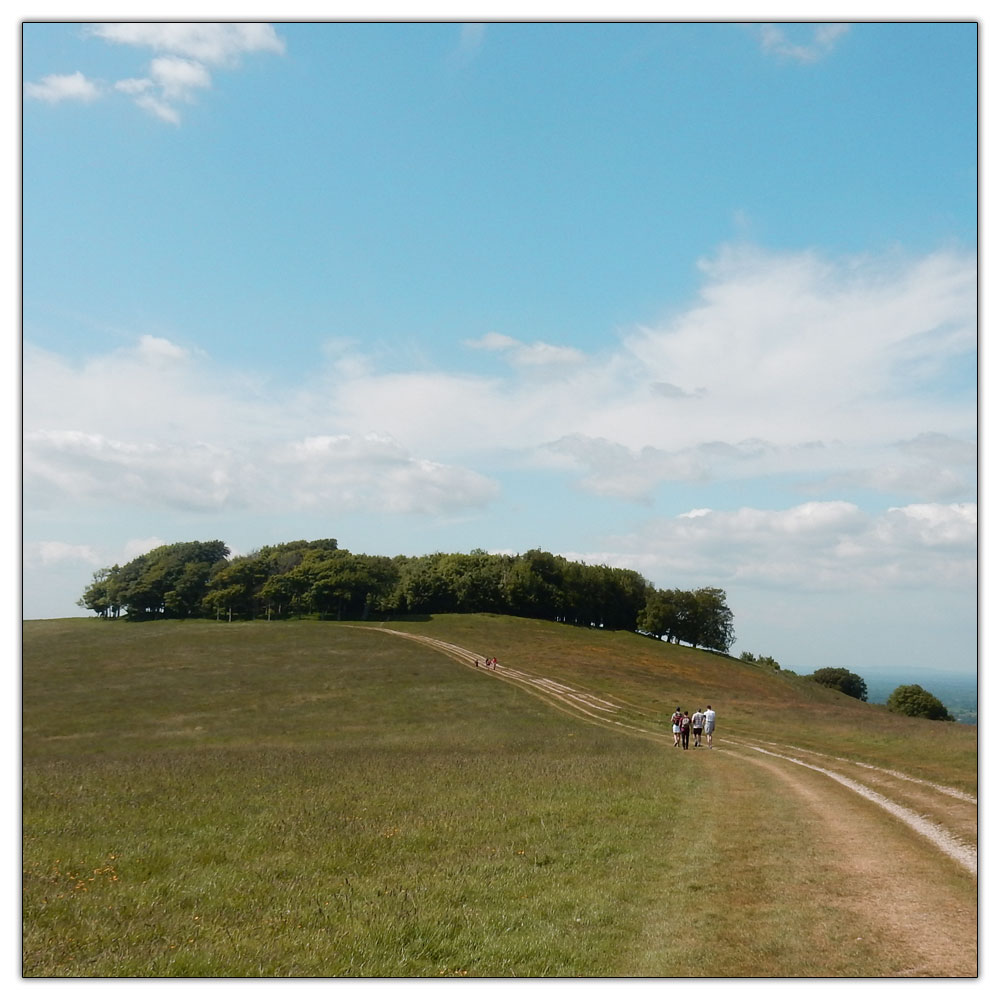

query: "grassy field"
xmin=22 ymin=616 xmax=977 ymax=977
xmin=384 ymin=614 xmax=977 ymax=792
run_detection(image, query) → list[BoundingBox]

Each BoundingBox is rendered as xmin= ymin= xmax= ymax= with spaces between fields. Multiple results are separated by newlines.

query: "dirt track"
xmin=362 ymin=626 xmax=978 ymax=976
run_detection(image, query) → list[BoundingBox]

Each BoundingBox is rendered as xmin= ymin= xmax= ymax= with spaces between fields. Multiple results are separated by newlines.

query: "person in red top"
xmin=670 ymin=707 xmax=683 ymax=747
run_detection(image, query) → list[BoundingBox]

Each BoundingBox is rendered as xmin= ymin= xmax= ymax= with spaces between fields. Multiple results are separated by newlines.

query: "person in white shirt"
xmin=703 ymin=705 xmax=716 ymax=747
xmin=690 ymin=708 xmax=705 ymax=747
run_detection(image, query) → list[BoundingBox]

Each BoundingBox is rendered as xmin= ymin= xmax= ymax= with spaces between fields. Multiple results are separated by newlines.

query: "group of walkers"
xmin=670 ymin=705 xmax=715 ymax=749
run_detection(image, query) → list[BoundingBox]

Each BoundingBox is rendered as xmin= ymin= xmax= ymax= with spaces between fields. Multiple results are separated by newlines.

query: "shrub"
xmin=741 ymin=651 xmax=781 ymax=670
xmin=886 ymin=684 xmax=954 ymax=721
xmin=809 ymin=667 xmax=868 ymax=702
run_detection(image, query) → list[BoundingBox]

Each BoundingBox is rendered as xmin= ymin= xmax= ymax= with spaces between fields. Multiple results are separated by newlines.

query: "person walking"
xmin=690 ymin=708 xmax=705 ymax=747
xmin=703 ymin=704 xmax=716 ymax=747
xmin=670 ymin=707 xmax=683 ymax=747
xmin=680 ymin=710 xmax=691 ymax=750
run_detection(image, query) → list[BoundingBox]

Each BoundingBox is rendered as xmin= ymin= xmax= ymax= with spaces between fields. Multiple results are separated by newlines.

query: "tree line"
xmin=78 ymin=538 xmax=736 ymax=653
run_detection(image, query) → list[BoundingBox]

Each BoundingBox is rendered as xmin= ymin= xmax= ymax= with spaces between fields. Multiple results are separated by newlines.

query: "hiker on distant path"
xmin=691 ymin=708 xmax=705 ymax=747
xmin=670 ymin=707 xmax=683 ymax=747
xmin=680 ymin=710 xmax=691 ymax=750
xmin=703 ymin=705 xmax=716 ymax=748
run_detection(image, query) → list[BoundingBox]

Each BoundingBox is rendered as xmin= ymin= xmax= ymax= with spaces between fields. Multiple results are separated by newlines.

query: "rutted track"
xmin=724 ymin=739 xmax=977 ymax=875
xmin=723 ymin=734 xmax=976 ymax=804
xmin=363 ymin=627 xmax=670 ymax=741
xmin=358 ymin=626 xmax=977 ymax=881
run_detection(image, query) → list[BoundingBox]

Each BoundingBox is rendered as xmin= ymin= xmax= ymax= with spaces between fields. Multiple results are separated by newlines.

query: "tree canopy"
xmin=636 ymin=586 xmax=734 ymax=652
xmin=77 ymin=540 xmax=230 ymax=620
xmin=809 ymin=667 xmax=868 ymax=702
xmin=77 ymin=538 xmax=737 ymax=652
xmin=886 ymin=684 xmax=954 ymax=721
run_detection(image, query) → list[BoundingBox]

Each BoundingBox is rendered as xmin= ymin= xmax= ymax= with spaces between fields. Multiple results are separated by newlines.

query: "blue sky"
xmin=21 ymin=19 xmax=978 ymax=677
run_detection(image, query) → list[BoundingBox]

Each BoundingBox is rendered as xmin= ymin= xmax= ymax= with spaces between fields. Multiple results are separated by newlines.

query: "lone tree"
xmin=886 ymin=684 xmax=954 ymax=721
xmin=809 ymin=667 xmax=868 ymax=702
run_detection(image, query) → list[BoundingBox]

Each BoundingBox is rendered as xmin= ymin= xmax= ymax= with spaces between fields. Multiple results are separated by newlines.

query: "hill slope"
xmin=22 ymin=616 xmax=976 ymax=977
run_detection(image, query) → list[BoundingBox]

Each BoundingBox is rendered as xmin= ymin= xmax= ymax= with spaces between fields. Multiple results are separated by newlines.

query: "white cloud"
xmin=135 ymin=334 xmax=191 ymax=364
xmin=23 ymin=423 xmax=498 ymax=518
xmin=803 ymin=433 xmax=975 ymax=502
xmin=87 ymin=23 xmax=286 ymax=65
xmin=352 ymin=246 xmax=972 ymax=477
xmin=23 ymin=244 xmax=975 ymax=531
xmin=898 ymin=431 xmax=976 ymax=465
xmin=545 ymin=434 xmax=781 ymax=501
xmin=588 ymin=500 xmax=976 ymax=593
xmin=149 ymin=56 xmax=213 ymax=102
xmin=25 ymin=71 xmax=102 ymax=103
xmin=25 ymin=541 xmax=102 ymax=568
xmin=133 ymin=95 xmax=181 ymax=124
xmin=758 ymin=23 xmax=850 ymax=64
xmin=465 ymin=331 xmax=587 ymax=367
xmin=811 ymin=464 xmax=970 ymax=502
xmin=25 ymin=536 xmax=173 ymax=573
xmin=28 ymin=22 xmax=284 ymax=124
xmin=113 ymin=77 xmax=151 ymax=94
xmin=614 ymin=245 xmax=974 ymax=447
xmin=24 ymin=430 xmax=240 ymax=512
xmin=275 ymin=433 xmax=499 ymax=514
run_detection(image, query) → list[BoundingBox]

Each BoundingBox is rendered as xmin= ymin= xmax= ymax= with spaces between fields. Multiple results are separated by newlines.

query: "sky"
xmin=20 ymin=17 xmax=978 ymax=678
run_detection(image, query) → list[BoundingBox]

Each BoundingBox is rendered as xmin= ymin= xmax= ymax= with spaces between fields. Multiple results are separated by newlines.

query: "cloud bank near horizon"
xmin=24 ymin=242 xmax=975 ymax=602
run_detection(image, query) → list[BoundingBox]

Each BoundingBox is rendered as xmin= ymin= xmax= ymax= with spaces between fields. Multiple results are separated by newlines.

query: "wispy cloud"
xmin=25 ymin=540 xmax=102 ymax=567
xmin=451 ymin=23 xmax=486 ymax=66
xmin=758 ymin=23 xmax=850 ymax=64
xmin=465 ymin=331 xmax=587 ymax=368
xmin=23 ymin=536 xmax=168 ymax=573
xmin=25 ymin=22 xmax=285 ymax=124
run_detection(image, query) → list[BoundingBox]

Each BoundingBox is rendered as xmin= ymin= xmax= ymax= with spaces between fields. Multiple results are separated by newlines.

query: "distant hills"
xmin=792 ymin=664 xmax=977 ymax=725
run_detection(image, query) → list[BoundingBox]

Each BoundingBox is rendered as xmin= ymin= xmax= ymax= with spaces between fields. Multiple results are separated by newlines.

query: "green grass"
xmin=23 ymin=619 xmax=695 ymax=976
xmin=382 ymin=614 xmax=977 ymax=793
xmin=22 ymin=616 xmax=976 ymax=976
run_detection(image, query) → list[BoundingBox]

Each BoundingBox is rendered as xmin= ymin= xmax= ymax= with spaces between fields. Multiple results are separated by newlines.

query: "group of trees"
xmin=78 ymin=538 xmax=738 ymax=653
xmin=806 ymin=667 xmax=955 ymax=722
xmin=809 ymin=666 xmax=869 ymax=702
xmin=78 ymin=540 xmax=230 ymax=620
xmin=740 ymin=651 xmax=782 ymax=671
xmin=635 ymin=586 xmax=735 ymax=653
